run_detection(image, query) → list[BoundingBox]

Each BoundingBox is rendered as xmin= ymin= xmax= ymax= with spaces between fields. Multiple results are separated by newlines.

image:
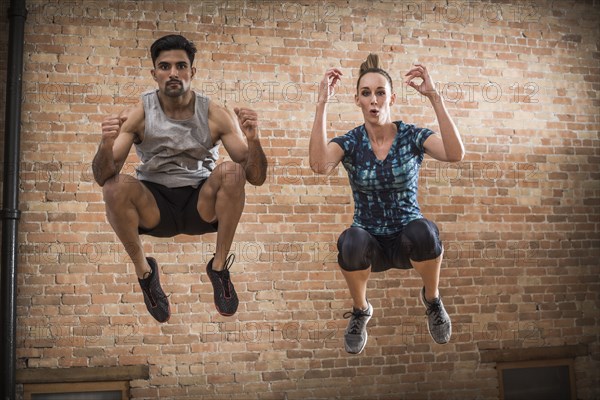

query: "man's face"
xmin=151 ymin=50 xmax=195 ymax=97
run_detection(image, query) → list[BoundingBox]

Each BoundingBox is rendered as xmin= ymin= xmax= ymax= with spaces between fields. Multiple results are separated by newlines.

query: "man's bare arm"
xmin=209 ymin=103 xmax=268 ymax=186
xmin=93 ymin=104 xmax=144 ymax=186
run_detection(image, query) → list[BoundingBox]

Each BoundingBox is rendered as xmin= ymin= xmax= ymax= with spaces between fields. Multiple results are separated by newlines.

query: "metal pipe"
xmin=1 ymin=0 xmax=27 ymax=399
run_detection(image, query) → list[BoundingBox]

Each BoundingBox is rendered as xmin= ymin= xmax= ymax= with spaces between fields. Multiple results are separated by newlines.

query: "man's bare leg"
xmin=197 ymin=161 xmax=246 ymax=270
xmin=197 ymin=161 xmax=246 ymax=316
xmin=102 ymin=174 xmax=160 ymax=278
xmin=102 ymin=174 xmax=170 ymax=323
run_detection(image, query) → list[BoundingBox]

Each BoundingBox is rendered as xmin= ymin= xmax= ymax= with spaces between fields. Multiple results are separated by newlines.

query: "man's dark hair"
xmin=150 ymin=34 xmax=197 ymax=67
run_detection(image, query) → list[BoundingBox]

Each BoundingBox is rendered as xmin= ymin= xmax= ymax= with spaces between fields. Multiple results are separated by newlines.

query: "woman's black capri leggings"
xmin=336 ymin=218 xmax=443 ymax=272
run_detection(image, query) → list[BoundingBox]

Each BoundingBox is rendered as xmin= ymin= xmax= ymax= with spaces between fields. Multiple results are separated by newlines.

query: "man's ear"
xmin=191 ymin=66 xmax=196 ymax=79
xmin=150 ymin=69 xmax=157 ymax=81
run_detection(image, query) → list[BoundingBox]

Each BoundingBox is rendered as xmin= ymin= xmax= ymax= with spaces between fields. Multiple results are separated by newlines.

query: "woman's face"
xmin=355 ymin=72 xmax=396 ymax=126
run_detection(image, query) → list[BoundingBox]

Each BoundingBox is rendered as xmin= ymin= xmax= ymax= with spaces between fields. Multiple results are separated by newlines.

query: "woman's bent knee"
xmin=403 ymin=219 xmax=443 ymax=262
xmin=337 ymin=227 xmax=374 ymax=272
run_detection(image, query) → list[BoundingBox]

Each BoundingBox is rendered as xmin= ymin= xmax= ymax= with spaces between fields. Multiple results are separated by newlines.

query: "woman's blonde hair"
xmin=357 ymin=53 xmax=393 ymax=92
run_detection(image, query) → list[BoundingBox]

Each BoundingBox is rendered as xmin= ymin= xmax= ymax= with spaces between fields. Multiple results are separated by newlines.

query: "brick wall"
xmin=5 ymin=0 xmax=599 ymax=399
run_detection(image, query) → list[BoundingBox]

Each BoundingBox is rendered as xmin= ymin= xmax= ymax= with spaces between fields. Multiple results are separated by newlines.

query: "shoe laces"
xmin=222 ymin=253 xmax=235 ymax=272
xmin=140 ymin=259 xmax=169 ymax=307
xmin=214 ymin=254 xmax=235 ymax=297
xmin=343 ymin=307 xmax=370 ymax=335
xmin=426 ymin=299 xmax=447 ymax=326
xmin=140 ymin=259 xmax=155 ymax=283
xmin=139 ymin=280 xmax=154 ymax=306
xmin=140 ymin=276 xmax=167 ymax=308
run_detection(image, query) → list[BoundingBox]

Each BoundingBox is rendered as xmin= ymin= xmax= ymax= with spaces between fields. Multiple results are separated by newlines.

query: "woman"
xmin=309 ymin=54 xmax=464 ymax=354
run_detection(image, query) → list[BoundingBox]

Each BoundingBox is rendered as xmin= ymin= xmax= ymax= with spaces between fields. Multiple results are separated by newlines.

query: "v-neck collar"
xmin=362 ymin=122 xmax=400 ymax=164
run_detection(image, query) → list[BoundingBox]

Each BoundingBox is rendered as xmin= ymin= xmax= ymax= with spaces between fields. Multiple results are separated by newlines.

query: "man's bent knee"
xmin=102 ymin=174 xmax=139 ymax=207
xmin=218 ymin=161 xmax=246 ymax=190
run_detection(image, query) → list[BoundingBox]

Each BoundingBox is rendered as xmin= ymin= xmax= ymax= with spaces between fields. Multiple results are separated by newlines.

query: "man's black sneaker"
xmin=138 ymin=257 xmax=170 ymax=323
xmin=206 ymin=254 xmax=238 ymax=316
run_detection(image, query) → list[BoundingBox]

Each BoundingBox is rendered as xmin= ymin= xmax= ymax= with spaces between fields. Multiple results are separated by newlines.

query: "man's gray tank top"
xmin=135 ymin=90 xmax=219 ymax=188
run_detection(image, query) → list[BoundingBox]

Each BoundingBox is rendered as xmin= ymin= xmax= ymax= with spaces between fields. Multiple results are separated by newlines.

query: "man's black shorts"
xmin=138 ymin=180 xmax=218 ymax=238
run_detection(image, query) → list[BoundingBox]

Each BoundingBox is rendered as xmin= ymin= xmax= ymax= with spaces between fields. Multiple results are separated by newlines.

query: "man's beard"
xmin=164 ymin=81 xmax=184 ymax=97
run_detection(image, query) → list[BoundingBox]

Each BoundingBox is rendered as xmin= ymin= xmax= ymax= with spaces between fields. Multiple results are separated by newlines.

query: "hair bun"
xmin=359 ymin=53 xmax=381 ymax=74
xmin=356 ymin=53 xmax=393 ymax=92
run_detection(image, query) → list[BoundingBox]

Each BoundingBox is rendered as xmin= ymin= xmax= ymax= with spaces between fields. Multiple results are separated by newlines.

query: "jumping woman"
xmin=309 ymin=54 xmax=464 ymax=354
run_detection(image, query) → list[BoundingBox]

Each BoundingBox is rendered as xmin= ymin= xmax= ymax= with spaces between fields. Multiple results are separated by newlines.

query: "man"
xmin=92 ymin=34 xmax=267 ymax=322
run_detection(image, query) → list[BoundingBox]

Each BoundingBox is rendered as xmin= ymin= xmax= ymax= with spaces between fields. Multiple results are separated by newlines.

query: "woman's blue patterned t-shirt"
xmin=331 ymin=121 xmax=434 ymax=235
